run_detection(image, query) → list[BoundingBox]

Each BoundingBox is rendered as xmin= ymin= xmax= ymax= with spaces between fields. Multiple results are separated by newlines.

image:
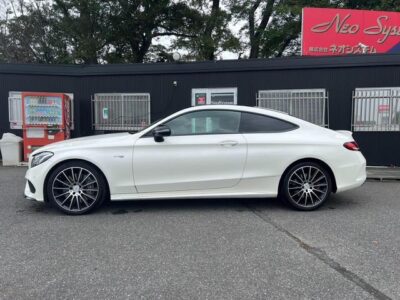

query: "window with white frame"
xmin=191 ymin=88 xmax=237 ymax=106
xmin=352 ymin=87 xmax=400 ymax=132
xmin=92 ymin=93 xmax=150 ymax=131
xmin=8 ymin=92 xmax=23 ymax=129
xmin=257 ymin=89 xmax=328 ymax=127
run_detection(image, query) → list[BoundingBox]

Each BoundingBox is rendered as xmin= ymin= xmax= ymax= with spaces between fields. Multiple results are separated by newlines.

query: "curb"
xmin=367 ymin=167 xmax=400 ymax=181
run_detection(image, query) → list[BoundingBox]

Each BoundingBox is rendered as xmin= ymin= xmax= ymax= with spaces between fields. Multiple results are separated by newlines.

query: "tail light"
xmin=343 ymin=141 xmax=360 ymax=151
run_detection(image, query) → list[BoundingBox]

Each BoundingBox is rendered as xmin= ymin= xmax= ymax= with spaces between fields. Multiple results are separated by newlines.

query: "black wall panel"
xmin=1 ymin=56 xmax=399 ymax=165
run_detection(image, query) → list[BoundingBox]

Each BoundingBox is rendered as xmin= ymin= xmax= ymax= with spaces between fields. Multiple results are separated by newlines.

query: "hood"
xmin=32 ymin=132 xmax=139 ymax=155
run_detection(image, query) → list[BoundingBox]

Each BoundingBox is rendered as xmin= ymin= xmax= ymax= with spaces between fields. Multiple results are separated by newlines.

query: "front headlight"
xmin=31 ymin=151 xmax=54 ymax=168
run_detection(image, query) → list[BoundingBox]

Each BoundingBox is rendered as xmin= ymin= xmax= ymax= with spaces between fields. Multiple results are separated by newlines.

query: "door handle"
xmin=219 ymin=140 xmax=238 ymax=147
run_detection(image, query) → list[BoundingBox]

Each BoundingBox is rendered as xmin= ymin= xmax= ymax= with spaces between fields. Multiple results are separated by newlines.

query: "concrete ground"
xmin=0 ymin=166 xmax=399 ymax=300
xmin=367 ymin=167 xmax=400 ymax=181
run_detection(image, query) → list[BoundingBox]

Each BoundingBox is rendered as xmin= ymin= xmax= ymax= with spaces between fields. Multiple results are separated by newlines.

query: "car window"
xmin=165 ymin=110 xmax=241 ymax=136
xmin=240 ymin=112 xmax=298 ymax=133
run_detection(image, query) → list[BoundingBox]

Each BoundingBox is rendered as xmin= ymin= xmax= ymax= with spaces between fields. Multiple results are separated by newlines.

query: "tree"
xmin=230 ymin=0 xmax=335 ymax=59
xmin=172 ymin=0 xmax=241 ymax=60
xmin=0 ymin=1 xmax=72 ymax=63
xmin=106 ymin=0 xmax=199 ymax=63
xmin=341 ymin=0 xmax=400 ymax=10
xmin=2 ymin=0 xmax=400 ymax=64
xmin=52 ymin=0 xmax=111 ymax=64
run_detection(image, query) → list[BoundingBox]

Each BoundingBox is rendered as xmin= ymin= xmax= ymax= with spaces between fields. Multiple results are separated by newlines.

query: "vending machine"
xmin=22 ymin=92 xmax=71 ymax=161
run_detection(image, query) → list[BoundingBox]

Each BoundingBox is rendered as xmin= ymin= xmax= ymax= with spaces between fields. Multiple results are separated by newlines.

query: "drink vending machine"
xmin=22 ymin=92 xmax=71 ymax=161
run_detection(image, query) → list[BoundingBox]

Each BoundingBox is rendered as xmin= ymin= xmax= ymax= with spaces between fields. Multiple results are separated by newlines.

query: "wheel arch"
xmin=278 ymin=158 xmax=337 ymax=195
xmin=43 ymin=159 xmax=111 ymax=202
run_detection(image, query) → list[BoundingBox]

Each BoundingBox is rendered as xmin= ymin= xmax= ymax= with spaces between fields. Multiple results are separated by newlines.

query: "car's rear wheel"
xmin=46 ymin=161 xmax=107 ymax=215
xmin=281 ymin=162 xmax=332 ymax=211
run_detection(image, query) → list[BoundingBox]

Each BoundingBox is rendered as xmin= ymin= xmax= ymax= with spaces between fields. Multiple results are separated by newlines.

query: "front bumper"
xmin=24 ymin=193 xmax=37 ymax=201
xmin=24 ymin=162 xmax=51 ymax=202
xmin=24 ymin=180 xmax=40 ymax=201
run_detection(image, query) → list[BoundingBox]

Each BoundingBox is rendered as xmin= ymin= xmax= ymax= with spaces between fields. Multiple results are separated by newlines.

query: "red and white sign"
xmin=302 ymin=7 xmax=400 ymax=56
xmin=195 ymin=93 xmax=206 ymax=105
xmin=378 ymin=104 xmax=390 ymax=112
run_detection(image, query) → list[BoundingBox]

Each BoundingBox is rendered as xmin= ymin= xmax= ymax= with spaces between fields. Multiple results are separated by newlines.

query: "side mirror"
xmin=152 ymin=125 xmax=171 ymax=142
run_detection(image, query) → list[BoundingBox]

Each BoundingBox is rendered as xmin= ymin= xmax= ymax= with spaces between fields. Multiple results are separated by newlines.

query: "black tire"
xmin=46 ymin=161 xmax=108 ymax=215
xmin=280 ymin=162 xmax=332 ymax=211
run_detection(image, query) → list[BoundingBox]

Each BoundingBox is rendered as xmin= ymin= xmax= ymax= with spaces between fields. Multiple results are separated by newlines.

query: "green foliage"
xmin=106 ymin=0 xmax=200 ymax=63
xmin=229 ymin=0 xmax=334 ymax=58
xmin=342 ymin=0 xmax=400 ymax=10
xmin=0 ymin=0 xmax=200 ymax=63
xmin=0 ymin=0 xmax=400 ymax=63
xmin=0 ymin=1 xmax=72 ymax=63
xmin=52 ymin=0 xmax=111 ymax=64
xmin=172 ymin=0 xmax=241 ymax=60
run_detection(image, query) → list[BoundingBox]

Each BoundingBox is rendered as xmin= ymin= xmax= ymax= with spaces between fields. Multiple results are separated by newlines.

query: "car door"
xmin=133 ymin=110 xmax=247 ymax=193
xmin=239 ymin=112 xmax=299 ymax=191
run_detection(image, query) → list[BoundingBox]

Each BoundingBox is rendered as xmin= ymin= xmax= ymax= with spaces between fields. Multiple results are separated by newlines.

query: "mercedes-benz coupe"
xmin=24 ymin=105 xmax=366 ymax=214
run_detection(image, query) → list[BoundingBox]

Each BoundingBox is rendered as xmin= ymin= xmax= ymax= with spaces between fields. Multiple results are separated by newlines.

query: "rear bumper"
xmin=334 ymin=152 xmax=367 ymax=193
xmin=336 ymin=173 xmax=366 ymax=193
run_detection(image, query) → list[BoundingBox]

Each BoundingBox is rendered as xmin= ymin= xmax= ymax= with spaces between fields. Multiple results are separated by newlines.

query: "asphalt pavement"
xmin=0 ymin=166 xmax=399 ymax=300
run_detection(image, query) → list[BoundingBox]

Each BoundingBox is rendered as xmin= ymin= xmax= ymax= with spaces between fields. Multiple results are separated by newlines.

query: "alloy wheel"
xmin=287 ymin=165 xmax=328 ymax=208
xmin=51 ymin=167 xmax=99 ymax=213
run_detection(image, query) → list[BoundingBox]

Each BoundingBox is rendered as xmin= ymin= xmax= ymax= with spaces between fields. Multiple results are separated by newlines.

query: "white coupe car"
xmin=24 ymin=105 xmax=366 ymax=214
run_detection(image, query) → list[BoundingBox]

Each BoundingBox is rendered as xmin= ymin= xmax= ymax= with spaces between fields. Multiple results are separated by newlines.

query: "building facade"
xmin=1 ymin=54 xmax=400 ymax=166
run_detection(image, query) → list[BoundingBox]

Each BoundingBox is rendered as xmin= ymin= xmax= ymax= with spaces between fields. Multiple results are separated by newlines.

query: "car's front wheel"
xmin=281 ymin=162 xmax=332 ymax=211
xmin=46 ymin=161 xmax=107 ymax=215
